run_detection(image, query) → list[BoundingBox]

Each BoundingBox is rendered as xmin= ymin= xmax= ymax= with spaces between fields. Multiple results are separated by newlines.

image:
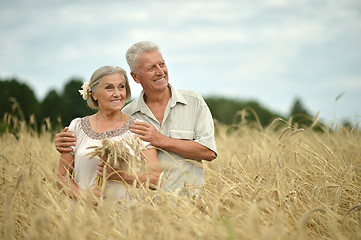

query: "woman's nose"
xmin=113 ymin=88 xmax=121 ymax=96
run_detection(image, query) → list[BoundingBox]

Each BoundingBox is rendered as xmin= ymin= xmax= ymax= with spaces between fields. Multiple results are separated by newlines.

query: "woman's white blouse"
xmin=68 ymin=116 xmax=150 ymax=200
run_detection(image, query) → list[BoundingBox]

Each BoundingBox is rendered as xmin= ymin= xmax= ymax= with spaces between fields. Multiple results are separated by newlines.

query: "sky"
xmin=1 ymin=0 xmax=361 ymax=125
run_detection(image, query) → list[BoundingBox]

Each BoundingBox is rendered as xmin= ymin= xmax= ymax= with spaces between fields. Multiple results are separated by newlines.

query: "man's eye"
xmin=106 ymin=86 xmax=113 ymax=89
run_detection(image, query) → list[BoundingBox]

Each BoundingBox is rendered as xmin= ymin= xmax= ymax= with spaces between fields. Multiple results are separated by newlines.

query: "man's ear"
xmin=131 ymin=72 xmax=140 ymax=83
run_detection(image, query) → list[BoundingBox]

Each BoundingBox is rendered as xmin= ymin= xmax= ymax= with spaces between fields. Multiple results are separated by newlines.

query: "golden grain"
xmin=87 ymin=137 xmax=146 ymax=191
xmin=0 ymin=119 xmax=360 ymax=239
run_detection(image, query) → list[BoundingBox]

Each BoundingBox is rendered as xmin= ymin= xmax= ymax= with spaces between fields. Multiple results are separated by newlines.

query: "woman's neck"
xmin=96 ymin=110 xmax=122 ymax=121
xmin=93 ymin=110 xmax=124 ymax=132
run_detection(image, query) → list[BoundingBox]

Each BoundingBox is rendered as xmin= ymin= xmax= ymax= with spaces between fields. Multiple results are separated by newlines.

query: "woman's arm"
xmin=57 ymin=153 xmax=84 ymax=199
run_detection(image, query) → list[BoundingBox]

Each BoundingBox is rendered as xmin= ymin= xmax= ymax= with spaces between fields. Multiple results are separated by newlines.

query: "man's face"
xmin=132 ymin=50 xmax=169 ymax=94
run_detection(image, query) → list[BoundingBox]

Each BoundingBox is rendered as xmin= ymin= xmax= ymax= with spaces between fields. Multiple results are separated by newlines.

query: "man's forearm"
xmin=157 ymin=136 xmax=216 ymax=161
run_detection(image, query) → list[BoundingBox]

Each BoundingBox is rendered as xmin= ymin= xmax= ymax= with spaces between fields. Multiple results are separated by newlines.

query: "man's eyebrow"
xmin=145 ymin=61 xmax=165 ymax=70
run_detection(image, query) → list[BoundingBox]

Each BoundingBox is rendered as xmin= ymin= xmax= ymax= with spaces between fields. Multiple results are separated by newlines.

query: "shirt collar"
xmin=130 ymin=90 xmax=147 ymax=115
xmin=130 ymin=84 xmax=187 ymax=115
xmin=168 ymin=84 xmax=187 ymax=106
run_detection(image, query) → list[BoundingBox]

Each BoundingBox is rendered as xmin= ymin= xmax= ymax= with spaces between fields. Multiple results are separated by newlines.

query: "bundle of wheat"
xmin=87 ymin=137 xmax=147 ymax=191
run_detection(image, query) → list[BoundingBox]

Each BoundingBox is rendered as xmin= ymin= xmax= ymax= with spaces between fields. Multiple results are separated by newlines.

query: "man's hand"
xmin=131 ymin=122 xmax=216 ymax=161
xmin=130 ymin=121 xmax=164 ymax=147
xmin=55 ymin=127 xmax=76 ymax=153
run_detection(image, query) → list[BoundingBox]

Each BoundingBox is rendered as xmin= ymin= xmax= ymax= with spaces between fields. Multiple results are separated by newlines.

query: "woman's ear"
xmin=91 ymin=90 xmax=97 ymax=101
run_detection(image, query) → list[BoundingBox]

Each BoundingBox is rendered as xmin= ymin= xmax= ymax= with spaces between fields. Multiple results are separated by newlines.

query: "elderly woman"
xmin=57 ymin=66 xmax=161 ymax=204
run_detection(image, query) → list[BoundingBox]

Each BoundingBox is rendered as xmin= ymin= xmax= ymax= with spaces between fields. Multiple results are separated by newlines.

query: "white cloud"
xmin=0 ymin=0 xmax=360 ymax=123
xmin=343 ymin=77 xmax=361 ymax=89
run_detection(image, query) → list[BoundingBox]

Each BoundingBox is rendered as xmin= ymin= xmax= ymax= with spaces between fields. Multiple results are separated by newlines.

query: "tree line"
xmin=0 ymin=77 xmax=318 ymax=132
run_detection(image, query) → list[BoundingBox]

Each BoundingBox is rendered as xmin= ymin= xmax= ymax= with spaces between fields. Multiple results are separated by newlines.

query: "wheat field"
xmin=1 ymin=117 xmax=360 ymax=240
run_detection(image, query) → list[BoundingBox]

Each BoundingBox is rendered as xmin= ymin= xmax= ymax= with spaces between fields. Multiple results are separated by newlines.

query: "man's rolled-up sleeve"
xmin=194 ymin=98 xmax=217 ymax=156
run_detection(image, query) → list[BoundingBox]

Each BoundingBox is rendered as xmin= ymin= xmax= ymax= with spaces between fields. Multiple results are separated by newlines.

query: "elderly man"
xmin=55 ymin=41 xmax=217 ymax=194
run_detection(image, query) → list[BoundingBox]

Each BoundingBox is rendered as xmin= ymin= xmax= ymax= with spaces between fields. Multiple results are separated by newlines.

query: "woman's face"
xmin=92 ymin=73 xmax=127 ymax=112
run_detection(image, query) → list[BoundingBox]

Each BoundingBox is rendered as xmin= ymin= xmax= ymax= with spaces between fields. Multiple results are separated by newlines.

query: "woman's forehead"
xmin=101 ymin=73 xmax=125 ymax=84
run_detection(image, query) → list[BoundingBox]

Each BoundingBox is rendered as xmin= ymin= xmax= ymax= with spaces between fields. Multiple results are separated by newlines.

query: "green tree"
xmin=244 ymin=100 xmax=282 ymax=127
xmin=40 ymin=90 xmax=69 ymax=129
xmin=0 ymin=78 xmax=40 ymax=121
xmin=61 ymin=78 xmax=96 ymax=126
xmin=61 ymin=79 xmax=93 ymax=124
xmin=289 ymin=98 xmax=313 ymax=128
xmin=204 ymin=96 xmax=282 ymax=127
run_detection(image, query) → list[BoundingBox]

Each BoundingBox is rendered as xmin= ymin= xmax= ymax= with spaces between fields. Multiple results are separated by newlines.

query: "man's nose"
xmin=155 ymin=65 xmax=164 ymax=75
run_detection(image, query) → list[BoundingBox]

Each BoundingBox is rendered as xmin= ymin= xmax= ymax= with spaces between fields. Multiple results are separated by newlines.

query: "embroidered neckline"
xmin=80 ymin=115 xmax=136 ymax=140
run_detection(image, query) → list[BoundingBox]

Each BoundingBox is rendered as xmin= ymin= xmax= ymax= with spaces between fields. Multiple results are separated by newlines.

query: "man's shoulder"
xmin=122 ymin=99 xmax=137 ymax=114
xmin=175 ymin=88 xmax=203 ymax=100
xmin=124 ymin=99 xmax=137 ymax=108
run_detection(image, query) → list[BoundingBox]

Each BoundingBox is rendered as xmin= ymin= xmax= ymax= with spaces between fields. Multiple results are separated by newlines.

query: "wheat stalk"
xmin=87 ymin=137 xmax=147 ymax=194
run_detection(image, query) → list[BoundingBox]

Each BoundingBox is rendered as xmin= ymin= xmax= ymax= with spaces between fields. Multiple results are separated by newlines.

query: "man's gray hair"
xmin=87 ymin=66 xmax=131 ymax=109
xmin=126 ymin=41 xmax=159 ymax=73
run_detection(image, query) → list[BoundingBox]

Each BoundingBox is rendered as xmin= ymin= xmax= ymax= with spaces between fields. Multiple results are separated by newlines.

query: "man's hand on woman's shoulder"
xmin=55 ymin=127 xmax=77 ymax=153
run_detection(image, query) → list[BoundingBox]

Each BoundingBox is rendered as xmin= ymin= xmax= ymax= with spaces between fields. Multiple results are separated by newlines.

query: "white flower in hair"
xmin=78 ymin=81 xmax=91 ymax=100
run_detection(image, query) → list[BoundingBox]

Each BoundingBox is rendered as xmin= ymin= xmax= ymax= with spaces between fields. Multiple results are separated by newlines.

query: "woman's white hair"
xmin=87 ymin=66 xmax=131 ymax=109
xmin=125 ymin=41 xmax=159 ymax=73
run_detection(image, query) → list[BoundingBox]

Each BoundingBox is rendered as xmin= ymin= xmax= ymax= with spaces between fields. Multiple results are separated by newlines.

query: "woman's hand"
xmin=88 ymin=189 xmax=104 ymax=209
xmin=96 ymin=161 xmax=124 ymax=181
xmin=96 ymin=147 xmax=161 ymax=188
xmin=96 ymin=161 xmax=137 ymax=185
xmin=79 ymin=188 xmax=105 ymax=210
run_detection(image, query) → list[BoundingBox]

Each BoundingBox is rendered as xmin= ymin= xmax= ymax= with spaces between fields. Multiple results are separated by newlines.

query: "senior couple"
xmin=56 ymin=41 xmax=217 ymax=203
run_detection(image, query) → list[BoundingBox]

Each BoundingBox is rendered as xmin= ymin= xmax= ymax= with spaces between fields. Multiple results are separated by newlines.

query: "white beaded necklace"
xmin=95 ymin=113 xmax=123 ymax=132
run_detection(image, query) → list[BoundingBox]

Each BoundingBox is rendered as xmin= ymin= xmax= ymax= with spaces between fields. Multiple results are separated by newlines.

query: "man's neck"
xmin=143 ymin=85 xmax=171 ymax=125
xmin=143 ymin=85 xmax=171 ymax=105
